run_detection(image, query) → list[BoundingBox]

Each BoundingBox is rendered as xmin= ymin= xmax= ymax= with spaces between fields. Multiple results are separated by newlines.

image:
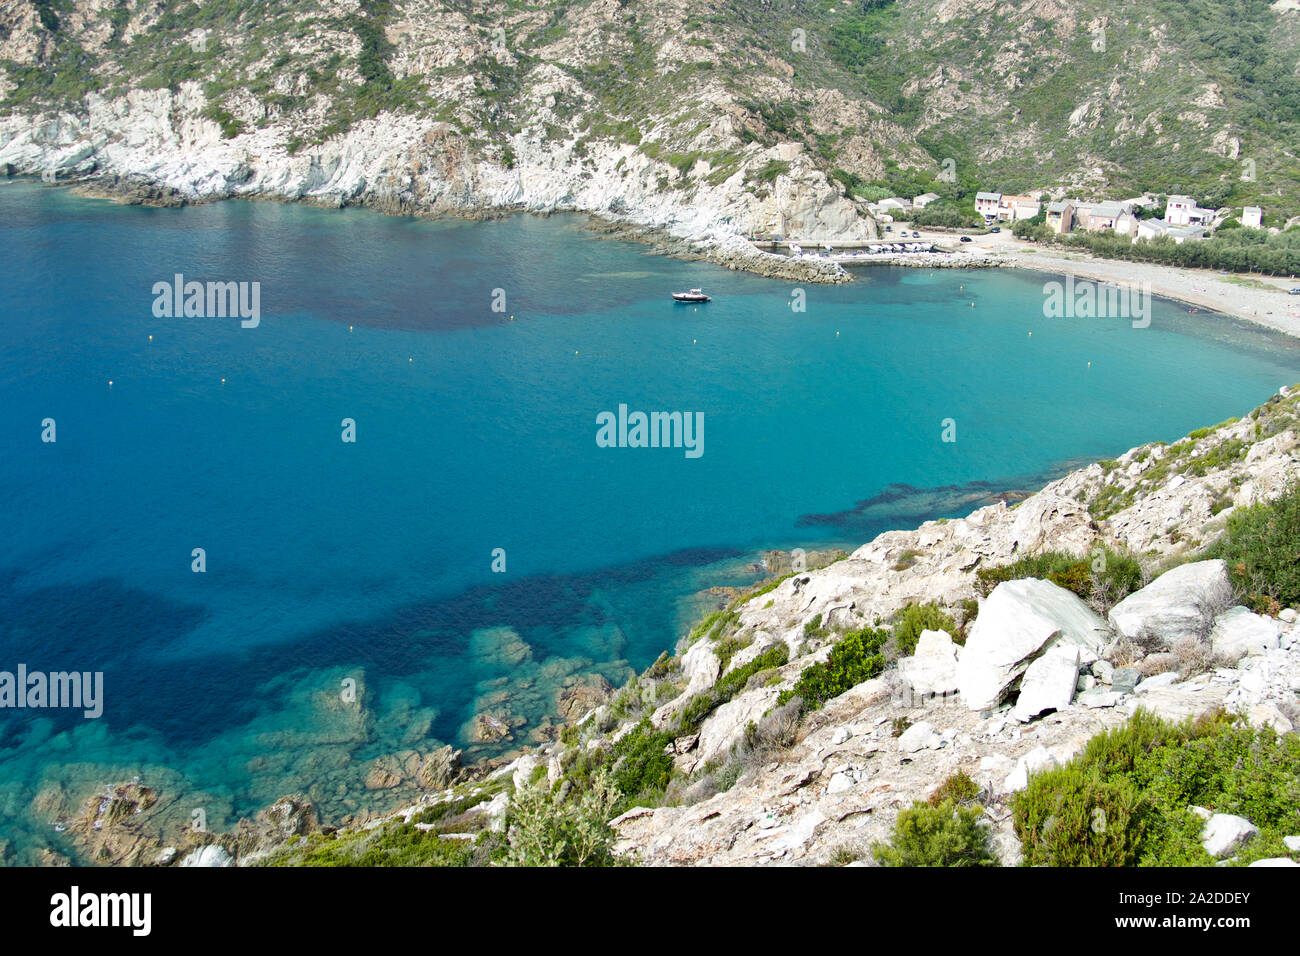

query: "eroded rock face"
xmin=419 ymin=745 xmax=464 ymax=790
xmin=956 ymin=579 xmax=1110 ymax=711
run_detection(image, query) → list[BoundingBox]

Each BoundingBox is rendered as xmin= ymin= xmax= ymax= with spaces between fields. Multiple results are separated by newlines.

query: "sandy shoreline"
xmin=1002 ymin=249 xmax=1300 ymax=340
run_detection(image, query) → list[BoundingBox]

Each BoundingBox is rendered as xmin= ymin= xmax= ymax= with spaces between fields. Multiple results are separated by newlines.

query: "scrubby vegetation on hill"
xmin=1212 ymin=478 xmax=1300 ymax=613
xmin=4 ymin=1 xmax=1300 ymax=217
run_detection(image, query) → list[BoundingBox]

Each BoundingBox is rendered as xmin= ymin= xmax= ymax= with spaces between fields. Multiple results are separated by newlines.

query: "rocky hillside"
xmin=2 ymin=0 xmax=1298 ymax=270
xmin=51 ymin=384 xmax=1300 ymax=867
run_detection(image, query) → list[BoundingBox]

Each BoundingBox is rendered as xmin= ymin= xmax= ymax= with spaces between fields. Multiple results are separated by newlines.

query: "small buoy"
xmin=574 ymin=350 xmax=579 ymax=355
xmin=108 ymin=380 xmax=113 ymax=386
xmin=970 ymin=302 xmax=975 ymax=307
xmin=836 ymin=331 xmax=840 ymax=336
xmin=148 ymin=334 xmax=153 ymax=341
xmin=409 ymin=357 xmax=413 ymax=363
xmin=1087 ymin=361 xmax=1092 ymax=367
xmin=693 ymin=339 xmax=697 ymax=344
xmin=1028 ymin=331 xmax=1032 ymax=337
xmin=349 ymin=325 xmax=353 ymax=332
xmin=221 ymin=377 xmax=226 ymax=384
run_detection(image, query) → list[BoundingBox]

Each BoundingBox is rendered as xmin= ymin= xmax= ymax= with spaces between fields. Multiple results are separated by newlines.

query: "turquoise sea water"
xmin=2 ymin=181 xmax=1298 ymax=862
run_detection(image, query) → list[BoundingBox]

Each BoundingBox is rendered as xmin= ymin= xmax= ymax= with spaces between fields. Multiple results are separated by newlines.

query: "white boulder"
xmin=1210 ymin=606 xmax=1281 ymax=662
xmin=1200 ymin=813 xmax=1258 ymax=858
xmin=1135 ymin=672 xmax=1181 ymax=693
xmin=957 ymin=579 xmax=1110 ymax=711
xmin=1247 ymin=703 xmax=1294 ymax=734
xmin=695 ymin=687 xmax=781 ymax=765
xmin=178 ymin=845 xmax=234 ymax=867
xmin=1013 ymin=646 xmax=1080 ymax=722
xmin=1002 ymin=746 xmax=1057 ymax=793
xmin=1109 ymin=560 xmax=1233 ymax=646
xmin=898 ymin=629 xmax=961 ymax=697
xmin=897 ymin=720 xmax=938 ymax=753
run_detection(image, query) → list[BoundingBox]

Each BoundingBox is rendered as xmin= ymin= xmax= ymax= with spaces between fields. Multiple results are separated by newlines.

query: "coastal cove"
xmin=2 ymin=182 xmax=1299 ymax=865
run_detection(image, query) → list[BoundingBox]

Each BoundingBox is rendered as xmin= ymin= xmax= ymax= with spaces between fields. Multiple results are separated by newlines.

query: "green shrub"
xmin=713 ymin=633 xmax=752 ymax=671
xmin=778 ymin=627 xmax=888 ymax=710
xmin=873 ymin=800 xmax=997 ymax=867
xmin=974 ymin=548 xmax=1142 ymax=606
xmin=1212 ymin=479 xmax=1300 ymax=608
xmin=892 ymin=602 xmax=956 ymax=655
xmin=266 ymin=824 xmax=480 ymax=867
xmin=1014 ymin=765 xmax=1150 ymax=866
xmin=610 ymin=720 xmax=675 ymax=803
xmin=928 ymin=770 xmax=981 ymax=807
xmin=715 ymin=645 xmax=789 ymax=700
xmin=505 ymin=768 xmax=623 ymax=867
xmin=1013 ymin=710 xmax=1300 ymax=867
xmin=679 ymin=645 xmax=791 ymax=732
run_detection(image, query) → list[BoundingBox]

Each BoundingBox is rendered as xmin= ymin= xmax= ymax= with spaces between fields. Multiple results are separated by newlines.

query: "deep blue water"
xmin=2 ymin=181 xmax=1298 ymax=861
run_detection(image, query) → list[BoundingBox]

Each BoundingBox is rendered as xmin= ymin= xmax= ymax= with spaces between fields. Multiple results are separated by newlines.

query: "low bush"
xmin=974 ymin=547 xmax=1142 ymax=611
xmin=892 ymin=602 xmax=956 ymax=655
xmin=1013 ymin=710 xmax=1300 ymax=866
xmin=505 ymin=769 xmax=623 ymax=867
xmin=779 ymin=627 xmax=888 ymax=709
xmin=873 ymin=800 xmax=997 ymax=867
xmin=928 ymin=770 xmax=981 ymax=807
xmin=1211 ymin=478 xmax=1300 ymax=609
xmin=609 ymin=720 xmax=675 ymax=803
xmin=265 ymin=824 xmax=487 ymax=867
xmin=676 ymin=645 xmax=790 ymax=734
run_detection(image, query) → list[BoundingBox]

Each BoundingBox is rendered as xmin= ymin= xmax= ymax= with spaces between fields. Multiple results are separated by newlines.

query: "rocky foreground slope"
xmin=51 ymin=383 xmax=1300 ymax=867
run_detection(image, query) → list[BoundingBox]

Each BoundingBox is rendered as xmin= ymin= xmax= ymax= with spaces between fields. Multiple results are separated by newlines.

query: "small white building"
xmin=1242 ymin=206 xmax=1263 ymax=229
xmin=1114 ymin=210 xmax=1140 ymax=237
xmin=1136 ymin=218 xmax=1170 ymax=242
xmin=1168 ymin=224 xmax=1207 ymax=244
xmin=975 ymin=191 xmax=1002 ymax=218
xmin=878 ymin=197 xmax=913 ymax=214
xmin=913 ymin=192 xmax=940 ymax=209
xmin=1166 ymin=195 xmax=1215 ymax=226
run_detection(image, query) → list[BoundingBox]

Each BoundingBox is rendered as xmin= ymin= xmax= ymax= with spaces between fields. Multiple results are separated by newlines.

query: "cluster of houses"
xmin=864 ymin=191 xmax=1044 ymax=223
xmin=859 ymin=187 xmax=1267 ymax=247
xmin=981 ymin=190 xmax=1265 ymax=245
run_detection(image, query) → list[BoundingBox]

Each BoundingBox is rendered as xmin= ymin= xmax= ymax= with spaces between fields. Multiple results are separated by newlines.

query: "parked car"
xmin=912 ymin=231 xmax=921 ymax=238
xmin=959 ymin=235 xmax=972 ymax=242
xmin=1290 ymin=288 xmax=1300 ymax=295
xmin=990 ymin=226 xmax=1001 ymax=233
xmin=884 ymin=225 xmax=892 ymax=232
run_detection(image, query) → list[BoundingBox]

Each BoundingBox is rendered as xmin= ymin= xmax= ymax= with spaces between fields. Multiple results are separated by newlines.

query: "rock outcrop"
xmin=956 ymin=579 xmax=1108 ymax=712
